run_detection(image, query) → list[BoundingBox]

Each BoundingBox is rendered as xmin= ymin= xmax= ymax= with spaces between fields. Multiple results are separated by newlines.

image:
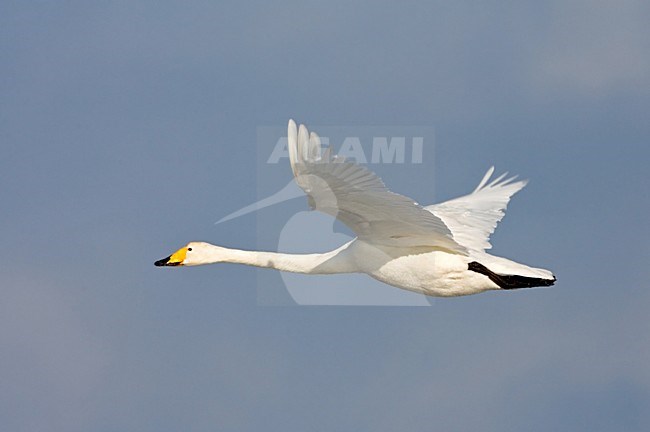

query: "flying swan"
xmin=155 ymin=120 xmax=556 ymax=297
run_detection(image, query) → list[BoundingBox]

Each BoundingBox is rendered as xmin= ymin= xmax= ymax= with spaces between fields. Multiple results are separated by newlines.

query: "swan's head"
xmin=154 ymin=242 xmax=219 ymax=267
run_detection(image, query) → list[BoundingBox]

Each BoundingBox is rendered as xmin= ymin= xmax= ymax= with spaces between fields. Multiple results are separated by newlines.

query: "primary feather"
xmin=427 ymin=167 xmax=528 ymax=252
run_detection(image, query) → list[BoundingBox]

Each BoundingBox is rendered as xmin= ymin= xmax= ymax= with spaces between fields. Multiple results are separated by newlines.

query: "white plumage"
xmin=155 ymin=120 xmax=555 ymax=297
xmin=427 ymin=166 xmax=527 ymax=252
xmin=288 ymin=120 xmax=464 ymax=253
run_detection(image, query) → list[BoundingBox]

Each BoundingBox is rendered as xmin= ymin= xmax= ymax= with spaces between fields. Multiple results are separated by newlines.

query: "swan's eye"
xmin=188 ymin=248 xmax=192 ymax=252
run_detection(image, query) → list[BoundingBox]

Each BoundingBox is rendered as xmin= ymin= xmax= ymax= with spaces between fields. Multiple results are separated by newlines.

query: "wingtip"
xmin=474 ymin=166 xmax=530 ymax=192
xmin=474 ymin=166 xmax=496 ymax=192
xmin=287 ymin=119 xmax=299 ymax=176
xmin=288 ymin=119 xmax=298 ymax=139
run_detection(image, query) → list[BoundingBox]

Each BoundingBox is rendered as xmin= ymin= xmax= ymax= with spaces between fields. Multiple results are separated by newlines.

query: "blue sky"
xmin=1 ymin=1 xmax=649 ymax=430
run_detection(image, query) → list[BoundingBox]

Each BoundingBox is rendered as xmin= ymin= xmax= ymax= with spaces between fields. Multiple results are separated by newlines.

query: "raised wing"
xmin=426 ymin=167 xmax=527 ymax=252
xmin=288 ymin=120 xmax=465 ymax=253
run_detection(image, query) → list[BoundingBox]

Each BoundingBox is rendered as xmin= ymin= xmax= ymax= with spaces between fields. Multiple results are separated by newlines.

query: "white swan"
xmin=155 ymin=120 xmax=555 ymax=297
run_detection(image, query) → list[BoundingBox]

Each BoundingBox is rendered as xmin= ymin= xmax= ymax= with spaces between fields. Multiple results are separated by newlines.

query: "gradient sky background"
xmin=2 ymin=1 xmax=649 ymax=431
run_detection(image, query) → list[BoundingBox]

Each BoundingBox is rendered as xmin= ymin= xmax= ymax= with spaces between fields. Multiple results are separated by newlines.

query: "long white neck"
xmin=193 ymin=241 xmax=358 ymax=274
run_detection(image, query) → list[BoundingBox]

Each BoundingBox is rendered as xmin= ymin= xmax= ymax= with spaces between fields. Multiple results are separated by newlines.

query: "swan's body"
xmin=156 ymin=120 xmax=556 ymax=297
